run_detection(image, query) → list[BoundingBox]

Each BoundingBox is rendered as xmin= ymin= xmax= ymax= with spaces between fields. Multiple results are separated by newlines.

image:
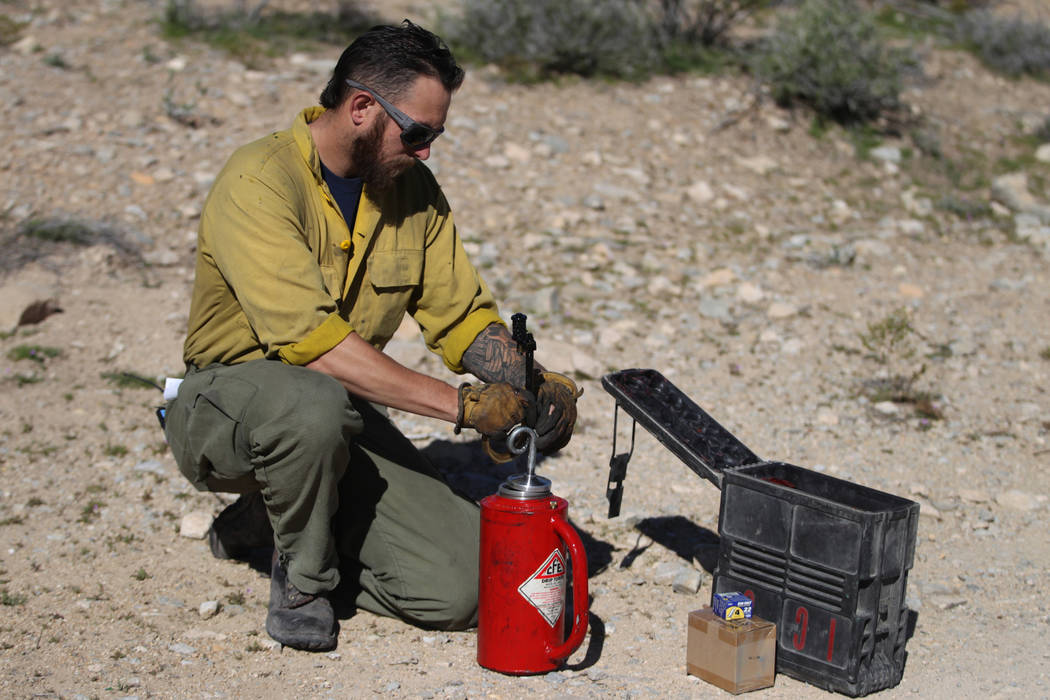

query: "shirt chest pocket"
xmin=369 ymin=249 xmax=423 ymax=290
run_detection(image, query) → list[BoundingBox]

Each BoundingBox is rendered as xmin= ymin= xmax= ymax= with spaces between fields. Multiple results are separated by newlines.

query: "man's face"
xmin=351 ymin=74 xmax=451 ymax=194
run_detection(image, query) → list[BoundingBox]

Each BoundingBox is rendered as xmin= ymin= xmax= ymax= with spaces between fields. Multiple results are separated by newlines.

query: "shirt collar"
xmin=293 ymin=106 xmax=327 ymax=184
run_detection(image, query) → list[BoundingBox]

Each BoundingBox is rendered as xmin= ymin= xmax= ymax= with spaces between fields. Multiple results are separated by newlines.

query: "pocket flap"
xmin=369 ymin=249 xmax=423 ymax=289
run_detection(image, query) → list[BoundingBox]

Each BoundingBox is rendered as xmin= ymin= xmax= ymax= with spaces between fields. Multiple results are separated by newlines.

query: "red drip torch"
xmin=477 ymin=426 xmax=589 ymax=674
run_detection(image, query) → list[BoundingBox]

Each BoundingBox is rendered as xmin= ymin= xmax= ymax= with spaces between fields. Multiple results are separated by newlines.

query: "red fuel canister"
xmin=477 ymin=427 xmax=589 ymax=674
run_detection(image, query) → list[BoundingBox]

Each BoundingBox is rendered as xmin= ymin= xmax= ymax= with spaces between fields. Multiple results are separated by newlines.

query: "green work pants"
xmin=164 ymin=359 xmax=480 ymax=630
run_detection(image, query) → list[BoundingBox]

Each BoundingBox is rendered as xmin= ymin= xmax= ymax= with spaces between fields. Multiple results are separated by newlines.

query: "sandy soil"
xmin=1 ymin=0 xmax=1048 ymax=698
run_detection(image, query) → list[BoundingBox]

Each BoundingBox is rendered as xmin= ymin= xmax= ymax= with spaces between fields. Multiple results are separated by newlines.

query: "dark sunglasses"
xmin=344 ymin=78 xmax=444 ymax=149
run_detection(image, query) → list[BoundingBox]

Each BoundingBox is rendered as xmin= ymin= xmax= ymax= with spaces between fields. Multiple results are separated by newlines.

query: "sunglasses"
xmin=344 ymin=78 xmax=444 ymax=150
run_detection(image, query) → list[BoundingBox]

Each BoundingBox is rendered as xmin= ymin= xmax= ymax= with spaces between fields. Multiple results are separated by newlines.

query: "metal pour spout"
xmin=498 ymin=426 xmax=552 ymax=499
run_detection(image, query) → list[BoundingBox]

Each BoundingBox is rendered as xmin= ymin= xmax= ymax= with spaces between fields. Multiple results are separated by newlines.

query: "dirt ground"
xmin=1 ymin=0 xmax=1049 ymax=698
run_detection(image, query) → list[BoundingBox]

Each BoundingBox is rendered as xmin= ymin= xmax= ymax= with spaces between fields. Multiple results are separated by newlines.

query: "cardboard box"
xmin=687 ymin=607 xmax=775 ymax=694
xmin=713 ymin=592 xmax=753 ymax=620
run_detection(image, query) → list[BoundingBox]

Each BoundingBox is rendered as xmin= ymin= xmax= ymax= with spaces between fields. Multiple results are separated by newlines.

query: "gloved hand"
xmin=533 ymin=371 xmax=583 ymax=453
xmin=455 ymin=382 xmax=535 ymax=440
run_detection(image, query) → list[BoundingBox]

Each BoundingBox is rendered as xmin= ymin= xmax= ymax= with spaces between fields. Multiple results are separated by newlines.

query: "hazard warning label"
xmin=518 ymin=549 xmax=566 ymax=627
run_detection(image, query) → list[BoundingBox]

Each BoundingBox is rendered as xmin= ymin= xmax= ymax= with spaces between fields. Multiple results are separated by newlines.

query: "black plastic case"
xmin=601 ymin=368 xmax=920 ymax=697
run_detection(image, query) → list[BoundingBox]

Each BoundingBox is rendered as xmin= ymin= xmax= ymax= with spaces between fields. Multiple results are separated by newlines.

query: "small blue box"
xmin=712 ymin=592 xmax=752 ymax=620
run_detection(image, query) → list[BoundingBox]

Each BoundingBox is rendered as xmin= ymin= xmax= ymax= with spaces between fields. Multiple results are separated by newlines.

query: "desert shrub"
xmin=936 ymin=194 xmax=991 ymax=220
xmin=857 ymin=308 xmax=941 ymax=418
xmin=955 ymin=10 xmax=1050 ymax=79
xmin=1035 ymin=116 xmax=1050 ymax=142
xmin=449 ymin=0 xmax=660 ymax=81
xmin=752 ymin=0 xmax=913 ymax=124
xmin=160 ymin=0 xmax=377 ymax=66
xmin=909 ymin=0 xmax=991 ymax=10
xmin=656 ymin=0 xmax=772 ymax=46
xmin=20 ymin=218 xmax=97 ymax=245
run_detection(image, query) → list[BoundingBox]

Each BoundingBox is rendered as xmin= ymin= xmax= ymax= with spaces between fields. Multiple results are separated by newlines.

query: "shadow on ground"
xmin=622 ymin=515 xmax=720 ymax=573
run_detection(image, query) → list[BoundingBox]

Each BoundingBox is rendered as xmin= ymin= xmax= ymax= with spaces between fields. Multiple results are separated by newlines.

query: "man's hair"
xmin=319 ymin=20 xmax=464 ymax=109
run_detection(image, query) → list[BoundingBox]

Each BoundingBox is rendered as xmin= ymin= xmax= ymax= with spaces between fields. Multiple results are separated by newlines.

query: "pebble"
xmin=165 ymin=56 xmax=187 ymax=71
xmin=873 ymin=401 xmax=899 ymax=415
xmin=736 ymin=155 xmax=778 ymax=175
xmin=686 ymin=181 xmax=714 ymax=204
xmin=898 ymin=283 xmax=924 ymax=299
xmin=198 ymin=600 xmax=220 ymax=619
xmin=133 ymin=460 xmax=166 ymax=476
xmin=1035 ymin=143 xmax=1050 ymax=163
xmin=168 ymin=642 xmax=196 ymax=655
xmin=766 ymin=302 xmax=797 ymax=319
xmin=902 ymin=189 xmax=933 ymax=216
xmin=11 ymin=35 xmax=40 ymax=55
xmin=736 ymin=282 xmax=764 ymax=304
xmin=959 ymin=489 xmax=990 ymax=504
xmin=183 ymin=629 xmax=226 ymax=641
xmin=898 ymin=219 xmax=925 ymax=236
xmin=995 ymin=490 xmax=1040 ymax=512
xmin=697 ymin=298 xmax=731 ymax=321
xmin=672 ymin=568 xmax=703 ymax=595
xmin=179 ymin=511 xmax=213 ymax=540
xmin=483 ymin=154 xmax=510 ymax=169
xmin=916 ymin=498 xmax=941 ymax=520
xmin=993 ymin=173 xmax=1050 ymax=223
xmin=816 ymin=409 xmax=839 ymax=426
xmin=871 ymin=146 xmax=902 ymax=163
xmin=697 ymin=268 xmax=735 ymax=288
xmin=503 ymin=143 xmax=531 ymax=163
xmin=650 ymin=561 xmax=681 ymax=585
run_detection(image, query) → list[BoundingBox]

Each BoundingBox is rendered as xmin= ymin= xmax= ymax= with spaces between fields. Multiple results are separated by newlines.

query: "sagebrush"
xmin=656 ymin=0 xmax=770 ymax=46
xmin=450 ymin=0 xmax=659 ymax=80
xmin=752 ymin=0 xmax=912 ymax=124
xmin=955 ymin=10 xmax=1050 ymax=79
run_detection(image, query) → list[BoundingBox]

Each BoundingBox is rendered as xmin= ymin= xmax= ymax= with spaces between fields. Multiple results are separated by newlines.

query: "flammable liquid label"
xmin=517 ymin=549 xmax=566 ymax=627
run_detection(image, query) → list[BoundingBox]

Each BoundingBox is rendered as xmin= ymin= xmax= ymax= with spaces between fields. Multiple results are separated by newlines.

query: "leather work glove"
xmin=533 ymin=371 xmax=583 ymax=454
xmin=455 ymin=382 xmax=535 ymax=441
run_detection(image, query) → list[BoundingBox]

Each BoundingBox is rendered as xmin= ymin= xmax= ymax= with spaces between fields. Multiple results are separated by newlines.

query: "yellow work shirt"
xmin=183 ymin=106 xmax=502 ymax=373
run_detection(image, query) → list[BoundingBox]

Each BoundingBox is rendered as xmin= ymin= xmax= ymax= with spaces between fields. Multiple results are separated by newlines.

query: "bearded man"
xmin=163 ymin=21 xmax=581 ymax=652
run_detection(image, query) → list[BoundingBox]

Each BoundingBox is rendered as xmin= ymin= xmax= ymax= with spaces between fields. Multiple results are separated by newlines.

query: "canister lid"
xmin=499 ymin=473 xmax=552 ymax=499
xmin=498 ymin=426 xmax=552 ymax=499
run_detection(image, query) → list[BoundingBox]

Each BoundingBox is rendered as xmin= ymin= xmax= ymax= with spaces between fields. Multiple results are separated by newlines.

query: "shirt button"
xmin=339 ymin=240 xmax=351 ymax=250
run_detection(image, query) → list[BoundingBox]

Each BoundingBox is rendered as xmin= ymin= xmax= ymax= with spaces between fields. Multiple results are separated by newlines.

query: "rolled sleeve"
xmin=440 ymin=308 xmax=505 ymax=373
xmin=277 ymin=312 xmax=353 ymax=365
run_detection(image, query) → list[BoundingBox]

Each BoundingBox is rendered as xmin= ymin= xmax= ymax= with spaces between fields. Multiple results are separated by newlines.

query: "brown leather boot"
xmin=208 ymin=491 xmax=274 ymax=561
xmin=265 ymin=552 xmax=338 ymax=652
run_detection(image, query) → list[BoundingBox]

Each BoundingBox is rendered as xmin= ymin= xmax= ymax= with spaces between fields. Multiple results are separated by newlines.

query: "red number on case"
xmin=792 ymin=606 xmax=809 ymax=650
xmin=826 ymin=618 xmax=837 ymax=661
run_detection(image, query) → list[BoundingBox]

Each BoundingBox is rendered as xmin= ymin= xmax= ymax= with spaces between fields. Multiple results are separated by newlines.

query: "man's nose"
xmin=411 ymin=144 xmax=432 ymax=160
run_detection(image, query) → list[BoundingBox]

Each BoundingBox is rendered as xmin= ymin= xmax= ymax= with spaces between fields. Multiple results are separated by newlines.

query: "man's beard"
xmin=350 ymin=118 xmax=412 ymax=197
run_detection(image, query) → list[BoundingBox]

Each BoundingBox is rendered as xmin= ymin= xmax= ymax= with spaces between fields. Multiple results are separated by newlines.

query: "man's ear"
xmin=346 ymin=90 xmax=374 ymax=127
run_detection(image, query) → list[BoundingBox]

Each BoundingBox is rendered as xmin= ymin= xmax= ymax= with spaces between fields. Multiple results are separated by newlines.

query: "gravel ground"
xmin=1 ymin=1 xmax=1049 ymax=698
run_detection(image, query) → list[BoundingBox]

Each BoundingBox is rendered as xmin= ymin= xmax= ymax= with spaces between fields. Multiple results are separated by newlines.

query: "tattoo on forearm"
xmin=462 ymin=323 xmax=542 ymax=387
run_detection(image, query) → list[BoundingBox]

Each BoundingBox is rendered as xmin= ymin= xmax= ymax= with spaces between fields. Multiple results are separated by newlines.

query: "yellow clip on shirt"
xmin=183 ymin=106 xmax=502 ymax=373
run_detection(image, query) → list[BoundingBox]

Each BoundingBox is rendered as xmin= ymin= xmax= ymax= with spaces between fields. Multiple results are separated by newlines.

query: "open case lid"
xmin=601 ymin=368 xmax=760 ymax=489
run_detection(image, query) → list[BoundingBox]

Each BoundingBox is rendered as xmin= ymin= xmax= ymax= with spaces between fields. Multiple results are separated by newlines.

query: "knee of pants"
xmin=248 ymin=369 xmax=361 ymax=462
xmin=436 ymin=581 xmax=479 ymax=632
xmin=412 ymin=560 xmax=480 ymax=632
